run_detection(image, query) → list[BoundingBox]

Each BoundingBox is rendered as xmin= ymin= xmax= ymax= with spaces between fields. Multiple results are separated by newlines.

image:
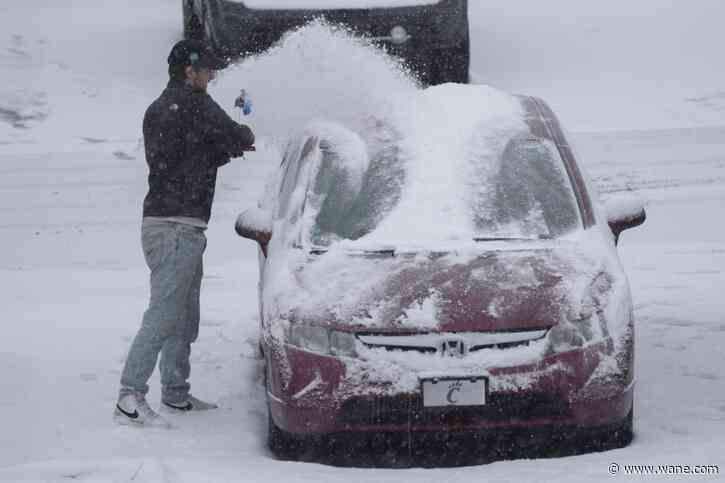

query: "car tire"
xmin=581 ymin=404 xmax=634 ymax=453
xmin=268 ymin=407 xmax=297 ymax=459
xmin=610 ymin=405 xmax=635 ymax=447
xmin=264 ymin=363 xmax=310 ymax=460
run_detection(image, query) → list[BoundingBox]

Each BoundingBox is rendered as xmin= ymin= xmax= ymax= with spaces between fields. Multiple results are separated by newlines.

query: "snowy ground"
xmin=1 ymin=0 xmax=724 ymax=481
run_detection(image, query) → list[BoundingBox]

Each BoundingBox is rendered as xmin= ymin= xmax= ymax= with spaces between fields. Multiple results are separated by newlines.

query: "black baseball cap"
xmin=167 ymin=39 xmax=228 ymax=70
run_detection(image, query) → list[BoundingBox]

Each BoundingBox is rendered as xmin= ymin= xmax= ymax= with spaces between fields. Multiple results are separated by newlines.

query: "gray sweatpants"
xmin=120 ymin=219 xmax=206 ymax=404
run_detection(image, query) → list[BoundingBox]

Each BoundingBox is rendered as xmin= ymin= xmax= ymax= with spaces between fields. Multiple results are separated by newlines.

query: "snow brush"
xmin=234 ymin=89 xmax=253 ymax=122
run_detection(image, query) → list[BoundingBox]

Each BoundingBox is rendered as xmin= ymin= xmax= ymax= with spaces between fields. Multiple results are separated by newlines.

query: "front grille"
xmin=340 ymin=392 xmax=569 ymax=426
xmin=358 ymin=329 xmax=549 ymax=357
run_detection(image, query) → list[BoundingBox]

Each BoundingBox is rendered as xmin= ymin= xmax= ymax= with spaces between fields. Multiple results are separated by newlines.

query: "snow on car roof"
xmin=238 ymin=0 xmax=441 ymax=9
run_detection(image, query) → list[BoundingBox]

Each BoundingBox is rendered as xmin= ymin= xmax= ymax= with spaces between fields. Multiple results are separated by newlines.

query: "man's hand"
xmin=229 ymin=145 xmax=255 ymax=158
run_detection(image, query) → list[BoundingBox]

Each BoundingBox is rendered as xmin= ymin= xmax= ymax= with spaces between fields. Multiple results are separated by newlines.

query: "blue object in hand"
xmin=234 ymin=89 xmax=253 ymax=116
xmin=242 ymin=97 xmax=253 ymax=116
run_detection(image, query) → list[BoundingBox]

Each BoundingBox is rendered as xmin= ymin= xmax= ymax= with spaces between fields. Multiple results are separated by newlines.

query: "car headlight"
xmin=547 ymin=321 xmax=587 ymax=353
xmin=547 ymin=299 xmax=602 ymax=354
xmin=287 ymin=325 xmax=358 ymax=357
xmin=547 ymin=273 xmax=614 ymax=354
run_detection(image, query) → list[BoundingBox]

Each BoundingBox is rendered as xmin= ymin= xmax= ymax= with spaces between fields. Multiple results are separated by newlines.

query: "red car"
xmin=235 ymin=85 xmax=646 ymax=463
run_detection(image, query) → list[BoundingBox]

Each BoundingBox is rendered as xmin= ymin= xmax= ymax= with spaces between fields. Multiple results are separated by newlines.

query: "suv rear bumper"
xmin=215 ymin=0 xmax=469 ymax=84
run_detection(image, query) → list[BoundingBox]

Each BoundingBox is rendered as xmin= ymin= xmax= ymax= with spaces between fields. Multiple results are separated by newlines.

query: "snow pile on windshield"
xmin=362 ymin=84 xmax=526 ymax=245
xmin=287 ymin=84 xmax=581 ymax=249
xmin=289 ymin=84 xmax=583 ymax=248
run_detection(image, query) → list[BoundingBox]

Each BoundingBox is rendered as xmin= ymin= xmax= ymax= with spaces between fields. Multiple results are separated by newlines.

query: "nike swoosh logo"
xmin=116 ymin=404 xmax=139 ymax=419
xmin=164 ymin=401 xmax=193 ymax=411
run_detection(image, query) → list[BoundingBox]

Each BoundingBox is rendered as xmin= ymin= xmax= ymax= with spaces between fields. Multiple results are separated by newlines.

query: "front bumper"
xmin=266 ymin=337 xmax=634 ymax=435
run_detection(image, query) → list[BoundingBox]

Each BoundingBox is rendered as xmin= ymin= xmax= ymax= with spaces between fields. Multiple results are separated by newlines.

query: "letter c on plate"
xmin=446 ymin=385 xmax=461 ymax=404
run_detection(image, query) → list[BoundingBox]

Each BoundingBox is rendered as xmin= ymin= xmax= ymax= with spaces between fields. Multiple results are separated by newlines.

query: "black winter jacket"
xmin=142 ymin=79 xmax=255 ymax=222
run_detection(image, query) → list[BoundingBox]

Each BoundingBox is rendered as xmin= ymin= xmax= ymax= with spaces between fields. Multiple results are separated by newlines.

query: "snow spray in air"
xmin=211 ymin=19 xmax=420 ymax=147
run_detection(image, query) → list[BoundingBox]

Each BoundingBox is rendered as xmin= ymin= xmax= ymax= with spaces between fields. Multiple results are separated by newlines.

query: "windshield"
xmin=308 ymin=123 xmax=406 ymax=246
xmin=469 ymin=134 xmax=581 ymax=240
xmin=307 ymin=136 xmax=580 ymax=247
xmin=291 ymin=88 xmax=583 ymax=248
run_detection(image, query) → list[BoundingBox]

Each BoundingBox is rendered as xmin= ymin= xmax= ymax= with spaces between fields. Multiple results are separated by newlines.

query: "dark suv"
xmin=183 ymin=0 xmax=470 ymax=85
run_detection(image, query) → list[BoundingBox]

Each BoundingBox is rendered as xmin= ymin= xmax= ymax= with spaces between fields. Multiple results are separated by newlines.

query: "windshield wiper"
xmin=473 ymin=235 xmax=552 ymax=242
xmin=362 ymin=249 xmax=396 ymax=257
xmin=308 ymin=248 xmax=396 ymax=257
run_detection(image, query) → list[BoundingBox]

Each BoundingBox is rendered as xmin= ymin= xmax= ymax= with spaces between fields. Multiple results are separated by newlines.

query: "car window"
xmin=471 ymin=134 xmax=581 ymax=239
xmin=277 ymin=136 xmax=317 ymax=219
xmin=308 ymin=125 xmax=405 ymax=246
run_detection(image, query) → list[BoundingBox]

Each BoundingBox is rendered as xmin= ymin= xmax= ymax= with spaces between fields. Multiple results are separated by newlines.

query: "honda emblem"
xmin=440 ymin=339 xmax=467 ymax=358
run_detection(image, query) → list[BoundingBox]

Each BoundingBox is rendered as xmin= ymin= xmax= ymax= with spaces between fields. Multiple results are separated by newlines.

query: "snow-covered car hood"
xmin=266 ymin=239 xmax=615 ymax=333
xmin=237 ymin=1 xmax=441 ymax=10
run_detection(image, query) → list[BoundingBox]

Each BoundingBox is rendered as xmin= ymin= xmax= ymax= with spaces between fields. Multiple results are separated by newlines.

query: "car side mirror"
xmin=603 ymin=194 xmax=646 ymax=245
xmin=235 ymin=207 xmax=273 ymax=257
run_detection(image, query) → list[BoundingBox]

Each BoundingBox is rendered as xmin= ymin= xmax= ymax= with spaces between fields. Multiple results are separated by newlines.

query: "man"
xmin=115 ymin=40 xmax=255 ymax=427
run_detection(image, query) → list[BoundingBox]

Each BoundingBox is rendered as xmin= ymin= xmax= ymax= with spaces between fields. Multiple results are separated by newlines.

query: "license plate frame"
xmin=421 ymin=376 xmax=489 ymax=408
